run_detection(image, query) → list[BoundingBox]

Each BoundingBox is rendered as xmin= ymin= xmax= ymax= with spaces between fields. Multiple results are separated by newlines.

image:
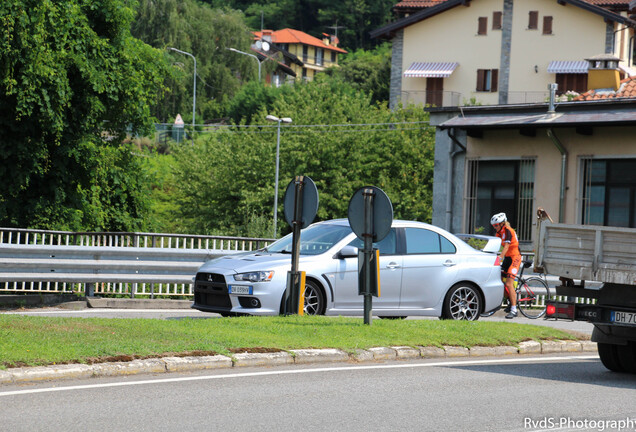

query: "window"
xmin=316 ymin=48 xmax=323 ymax=66
xmin=465 ymin=158 xmax=536 ymax=241
xmin=555 ymin=73 xmax=587 ymax=93
xmin=478 ymin=17 xmax=488 ymax=35
xmin=492 ymin=11 xmax=502 ymax=30
xmin=302 ymin=45 xmax=308 ymax=63
xmin=476 ymin=69 xmax=498 ymax=92
xmin=582 ymin=158 xmax=636 ymax=228
xmin=331 ymin=51 xmax=336 ymax=63
xmin=405 ymin=228 xmax=456 ymax=254
xmin=348 ymin=229 xmax=398 ymax=255
xmin=528 ymin=11 xmax=538 ymax=29
xmin=543 ymin=16 xmax=553 ymax=35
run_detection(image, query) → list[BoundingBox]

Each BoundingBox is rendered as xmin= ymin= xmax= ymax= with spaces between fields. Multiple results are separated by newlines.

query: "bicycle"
xmin=481 ymin=259 xmax=552 ymax=319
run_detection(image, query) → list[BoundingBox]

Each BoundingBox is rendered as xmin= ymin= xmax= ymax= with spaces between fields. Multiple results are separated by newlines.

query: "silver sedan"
xmin=192 ymin=219 xmax=503 ymax=320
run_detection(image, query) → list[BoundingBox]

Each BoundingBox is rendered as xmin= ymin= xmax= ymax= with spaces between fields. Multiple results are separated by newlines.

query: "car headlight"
xmin=233 ymin=271 xmax=274 ymax=282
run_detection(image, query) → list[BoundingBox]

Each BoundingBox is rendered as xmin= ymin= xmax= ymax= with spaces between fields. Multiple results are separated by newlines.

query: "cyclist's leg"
xmin=505 ymin=256 xmax=522 ymax=307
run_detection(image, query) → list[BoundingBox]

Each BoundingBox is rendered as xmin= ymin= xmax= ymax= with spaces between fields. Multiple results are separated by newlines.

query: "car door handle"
xmin=443 ymin=260 xmax=456 ymax=267
xmin=386 ymin=262 xmax=401 ymax=269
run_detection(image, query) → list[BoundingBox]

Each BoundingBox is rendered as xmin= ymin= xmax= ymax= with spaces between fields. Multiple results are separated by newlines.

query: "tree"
xmin=0 ymin=0 xmax=170 ymax=230
xmin=203 ymin=0 xmax=396 ymax=51
xmin=325 ymin=43 xmax=391 ymax=104
xmin=166 ymin=75 xmax=434 ymax=237
xmin=131 ymin=0 xmax=255 ymax=123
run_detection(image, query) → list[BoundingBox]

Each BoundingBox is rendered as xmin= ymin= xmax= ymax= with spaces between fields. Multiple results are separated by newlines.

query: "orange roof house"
xmin=253 ymin=29 xmax=347 ymax=84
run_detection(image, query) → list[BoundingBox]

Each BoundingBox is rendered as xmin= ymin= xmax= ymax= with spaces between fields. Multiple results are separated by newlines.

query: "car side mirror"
xmin=335 ymin=245 xmax=358 ymax=259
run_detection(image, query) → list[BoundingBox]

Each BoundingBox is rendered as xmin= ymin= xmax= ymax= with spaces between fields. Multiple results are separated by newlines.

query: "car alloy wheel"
xmin=303 ymin=280 xmax=326 ymax=315
xmin=443 ymin=284 xmax=481 ymax=321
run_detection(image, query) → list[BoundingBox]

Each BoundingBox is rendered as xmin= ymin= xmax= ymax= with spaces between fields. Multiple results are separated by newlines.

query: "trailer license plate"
xmin=228 ymin=285 xmax=253 ymax=295
xmin=611 ymin=311 xmax=636 ymax=325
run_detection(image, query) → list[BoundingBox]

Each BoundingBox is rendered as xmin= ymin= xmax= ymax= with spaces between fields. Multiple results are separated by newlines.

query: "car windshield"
xmin=266 ymin=224 xmax=352 ymax=255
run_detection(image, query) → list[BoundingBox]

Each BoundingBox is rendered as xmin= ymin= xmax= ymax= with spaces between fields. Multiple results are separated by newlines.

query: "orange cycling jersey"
xmin=496 ymin=226 xmax=521 ymax=258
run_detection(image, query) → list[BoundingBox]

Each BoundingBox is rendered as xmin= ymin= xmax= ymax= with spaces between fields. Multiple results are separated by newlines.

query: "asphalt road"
xmin=1 ymin=354 xmax=634 ymax=432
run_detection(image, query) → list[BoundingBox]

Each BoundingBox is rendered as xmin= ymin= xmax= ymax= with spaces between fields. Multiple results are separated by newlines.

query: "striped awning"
xmin=403 ymin=62 xmax=459 ymax=78
xmin=547 ymin=60 xmax=589 ymax=74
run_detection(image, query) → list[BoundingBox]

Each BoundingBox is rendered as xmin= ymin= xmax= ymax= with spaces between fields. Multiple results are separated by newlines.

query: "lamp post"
xmin=227 ymin=47 xmax=261 ymax=81
xmin=168 ymin=47 xmax=196 ymax=133
xmin=266 ymin=115 xmax=292 ymax=238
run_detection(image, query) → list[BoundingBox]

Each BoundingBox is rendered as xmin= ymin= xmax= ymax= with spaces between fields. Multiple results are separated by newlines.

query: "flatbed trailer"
xmin=534 ymin=218 xmax=636 ymax=373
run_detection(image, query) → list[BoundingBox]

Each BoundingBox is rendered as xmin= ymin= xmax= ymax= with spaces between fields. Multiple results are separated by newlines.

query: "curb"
xmin=0 ymin=340 xmax=597 ymax=385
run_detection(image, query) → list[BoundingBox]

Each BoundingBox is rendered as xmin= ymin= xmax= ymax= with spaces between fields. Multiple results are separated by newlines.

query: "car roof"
xmin=316 ymin=218 xmax=443 ymax=231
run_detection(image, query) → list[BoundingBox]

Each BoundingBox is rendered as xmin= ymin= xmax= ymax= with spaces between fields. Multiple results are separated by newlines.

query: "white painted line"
xmin=0 ymin=355 xmax=598 ymax=398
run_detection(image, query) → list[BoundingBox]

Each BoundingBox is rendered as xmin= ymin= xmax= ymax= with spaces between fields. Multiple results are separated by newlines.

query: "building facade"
xmin=371 ymin=0 xmax=636 ymax=109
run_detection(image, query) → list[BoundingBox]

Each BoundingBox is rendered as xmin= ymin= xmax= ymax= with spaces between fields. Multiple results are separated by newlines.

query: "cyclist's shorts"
xmin=502 ymin=255 xmax=522 ymax=279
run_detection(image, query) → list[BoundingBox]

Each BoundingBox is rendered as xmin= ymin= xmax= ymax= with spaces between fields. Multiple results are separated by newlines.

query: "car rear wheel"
xmin=442 ymin=284 xmax=482 ymax=321
xmin=598 ymin=342 xmax=625 ymax=372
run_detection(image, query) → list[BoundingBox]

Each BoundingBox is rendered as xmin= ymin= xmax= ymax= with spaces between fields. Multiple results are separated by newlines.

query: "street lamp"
xmin=167 ymin=47 xmax=196 ymax=132
xmin=266 ymin=115 xmax=292 ymax=238
xmin=227 ymin=47 xmax=262 ymax=81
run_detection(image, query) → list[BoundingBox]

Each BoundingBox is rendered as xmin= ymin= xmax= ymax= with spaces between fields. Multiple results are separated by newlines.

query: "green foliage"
xmin=0 ymin=0 xmax=169 ymax=230
xmin=131 ymin=0 xmax=255 ymax=123
xmin=326 ymin=43 xmax=391 ymax=104
xmin=166 ymin=76 xmax=434 ymax=237
xmin=202 ymin=0 xmax=394 ymax=50
xmin=226 ymin=81 xmax=293 ymax=124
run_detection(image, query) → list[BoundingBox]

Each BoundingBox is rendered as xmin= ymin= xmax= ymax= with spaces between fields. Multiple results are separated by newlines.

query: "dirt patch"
xmin=229 ymin=347 xmax=283 ymax=354
xmin=1 ymin=350 xmax=220 ymax=369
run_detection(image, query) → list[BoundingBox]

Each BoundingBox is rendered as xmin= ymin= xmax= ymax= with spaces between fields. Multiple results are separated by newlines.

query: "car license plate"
xmin=611 ymin=310 xmax=636 ymax=325
xmin=228 ymin=285 xmax=253 ymax=295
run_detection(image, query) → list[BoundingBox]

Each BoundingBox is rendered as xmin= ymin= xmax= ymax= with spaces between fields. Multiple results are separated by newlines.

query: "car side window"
xmin=347 ymin=228 xmax=397 ymax=255
xmin=405 ymin=228 xmax=456 ymax=254
xmin=440 ymin=235 xmax=457 ymax=254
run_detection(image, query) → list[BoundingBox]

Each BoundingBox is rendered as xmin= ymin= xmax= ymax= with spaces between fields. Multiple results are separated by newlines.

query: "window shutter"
xmin=493 ymin=12 xmax=502 ymax=30
xmin=476 ymin=69 xmax=485 ymax=91
xmin=478 ymin=17 xmax=487 ymax=35
xmin=491 ymin=69 xmax=499 ymax=92
xmin=543 ymin=16 xmax=553 ymax=35
xmin=529 ymin=11 xmax=538 ymax=29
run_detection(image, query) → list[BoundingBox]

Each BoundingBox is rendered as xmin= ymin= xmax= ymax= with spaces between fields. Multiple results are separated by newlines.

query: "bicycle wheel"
xmin=517 ymin=276 xmax=551 ymax=319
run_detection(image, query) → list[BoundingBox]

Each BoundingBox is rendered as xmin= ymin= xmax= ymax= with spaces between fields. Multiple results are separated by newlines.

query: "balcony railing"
xmin=400 ymin=90 xmax=553 ymax=107
xmin=400 ymin=91 xmax=462 ymax=107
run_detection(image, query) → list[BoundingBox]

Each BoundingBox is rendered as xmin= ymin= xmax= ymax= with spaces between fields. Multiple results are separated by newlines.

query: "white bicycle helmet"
xmin=490 ymin=212 xmax=507 ymax=225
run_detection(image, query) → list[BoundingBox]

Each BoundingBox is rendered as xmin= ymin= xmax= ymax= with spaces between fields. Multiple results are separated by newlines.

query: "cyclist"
xmin=491 ymin=212 xmax=522 ymax=319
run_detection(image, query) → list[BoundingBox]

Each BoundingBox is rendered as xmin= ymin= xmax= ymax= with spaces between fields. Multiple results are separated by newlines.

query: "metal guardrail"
xmin=0 ymin=227 xmax=274 ymax=250
xmin=0 ymin=228 xmax=274 ymax=297
xmin=0 ymin=244 xmax=240 ymax=298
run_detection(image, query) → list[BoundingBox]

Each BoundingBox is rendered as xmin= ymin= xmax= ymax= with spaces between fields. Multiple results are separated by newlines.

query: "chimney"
xmin=262 ymin=30 xmax=273 ymax=43
xmin=548 ymin=83 xmax=558 ymax=114
xmin=322 ymin=33 xmax=330 ymax=46
xmin=586 ymin=54 xmax=621 ymax=91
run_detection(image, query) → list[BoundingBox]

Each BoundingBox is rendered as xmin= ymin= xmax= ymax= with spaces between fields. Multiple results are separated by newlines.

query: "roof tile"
xmin=574 ymin=76 xmax=636 ymax=100
xmin=253 ymin=29 xmax=347 ymax=53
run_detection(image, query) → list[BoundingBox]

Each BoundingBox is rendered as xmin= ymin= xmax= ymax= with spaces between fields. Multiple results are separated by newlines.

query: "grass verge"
xmin=0 ymin=315 xmax=579 ymax=369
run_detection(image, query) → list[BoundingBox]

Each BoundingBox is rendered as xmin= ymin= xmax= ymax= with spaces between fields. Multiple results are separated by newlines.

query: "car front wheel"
xmin=304 ymin=280 xmax=326 ymax=315
xmin=279 ymin=280 xmax=326 ymax=315
xmin=442 ymin=284 xmax=482 ymax=321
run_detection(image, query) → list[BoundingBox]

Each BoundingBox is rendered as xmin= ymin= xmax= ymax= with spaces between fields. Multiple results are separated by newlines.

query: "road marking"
xmin=0 ymin=355 xmax=598 ymax=397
